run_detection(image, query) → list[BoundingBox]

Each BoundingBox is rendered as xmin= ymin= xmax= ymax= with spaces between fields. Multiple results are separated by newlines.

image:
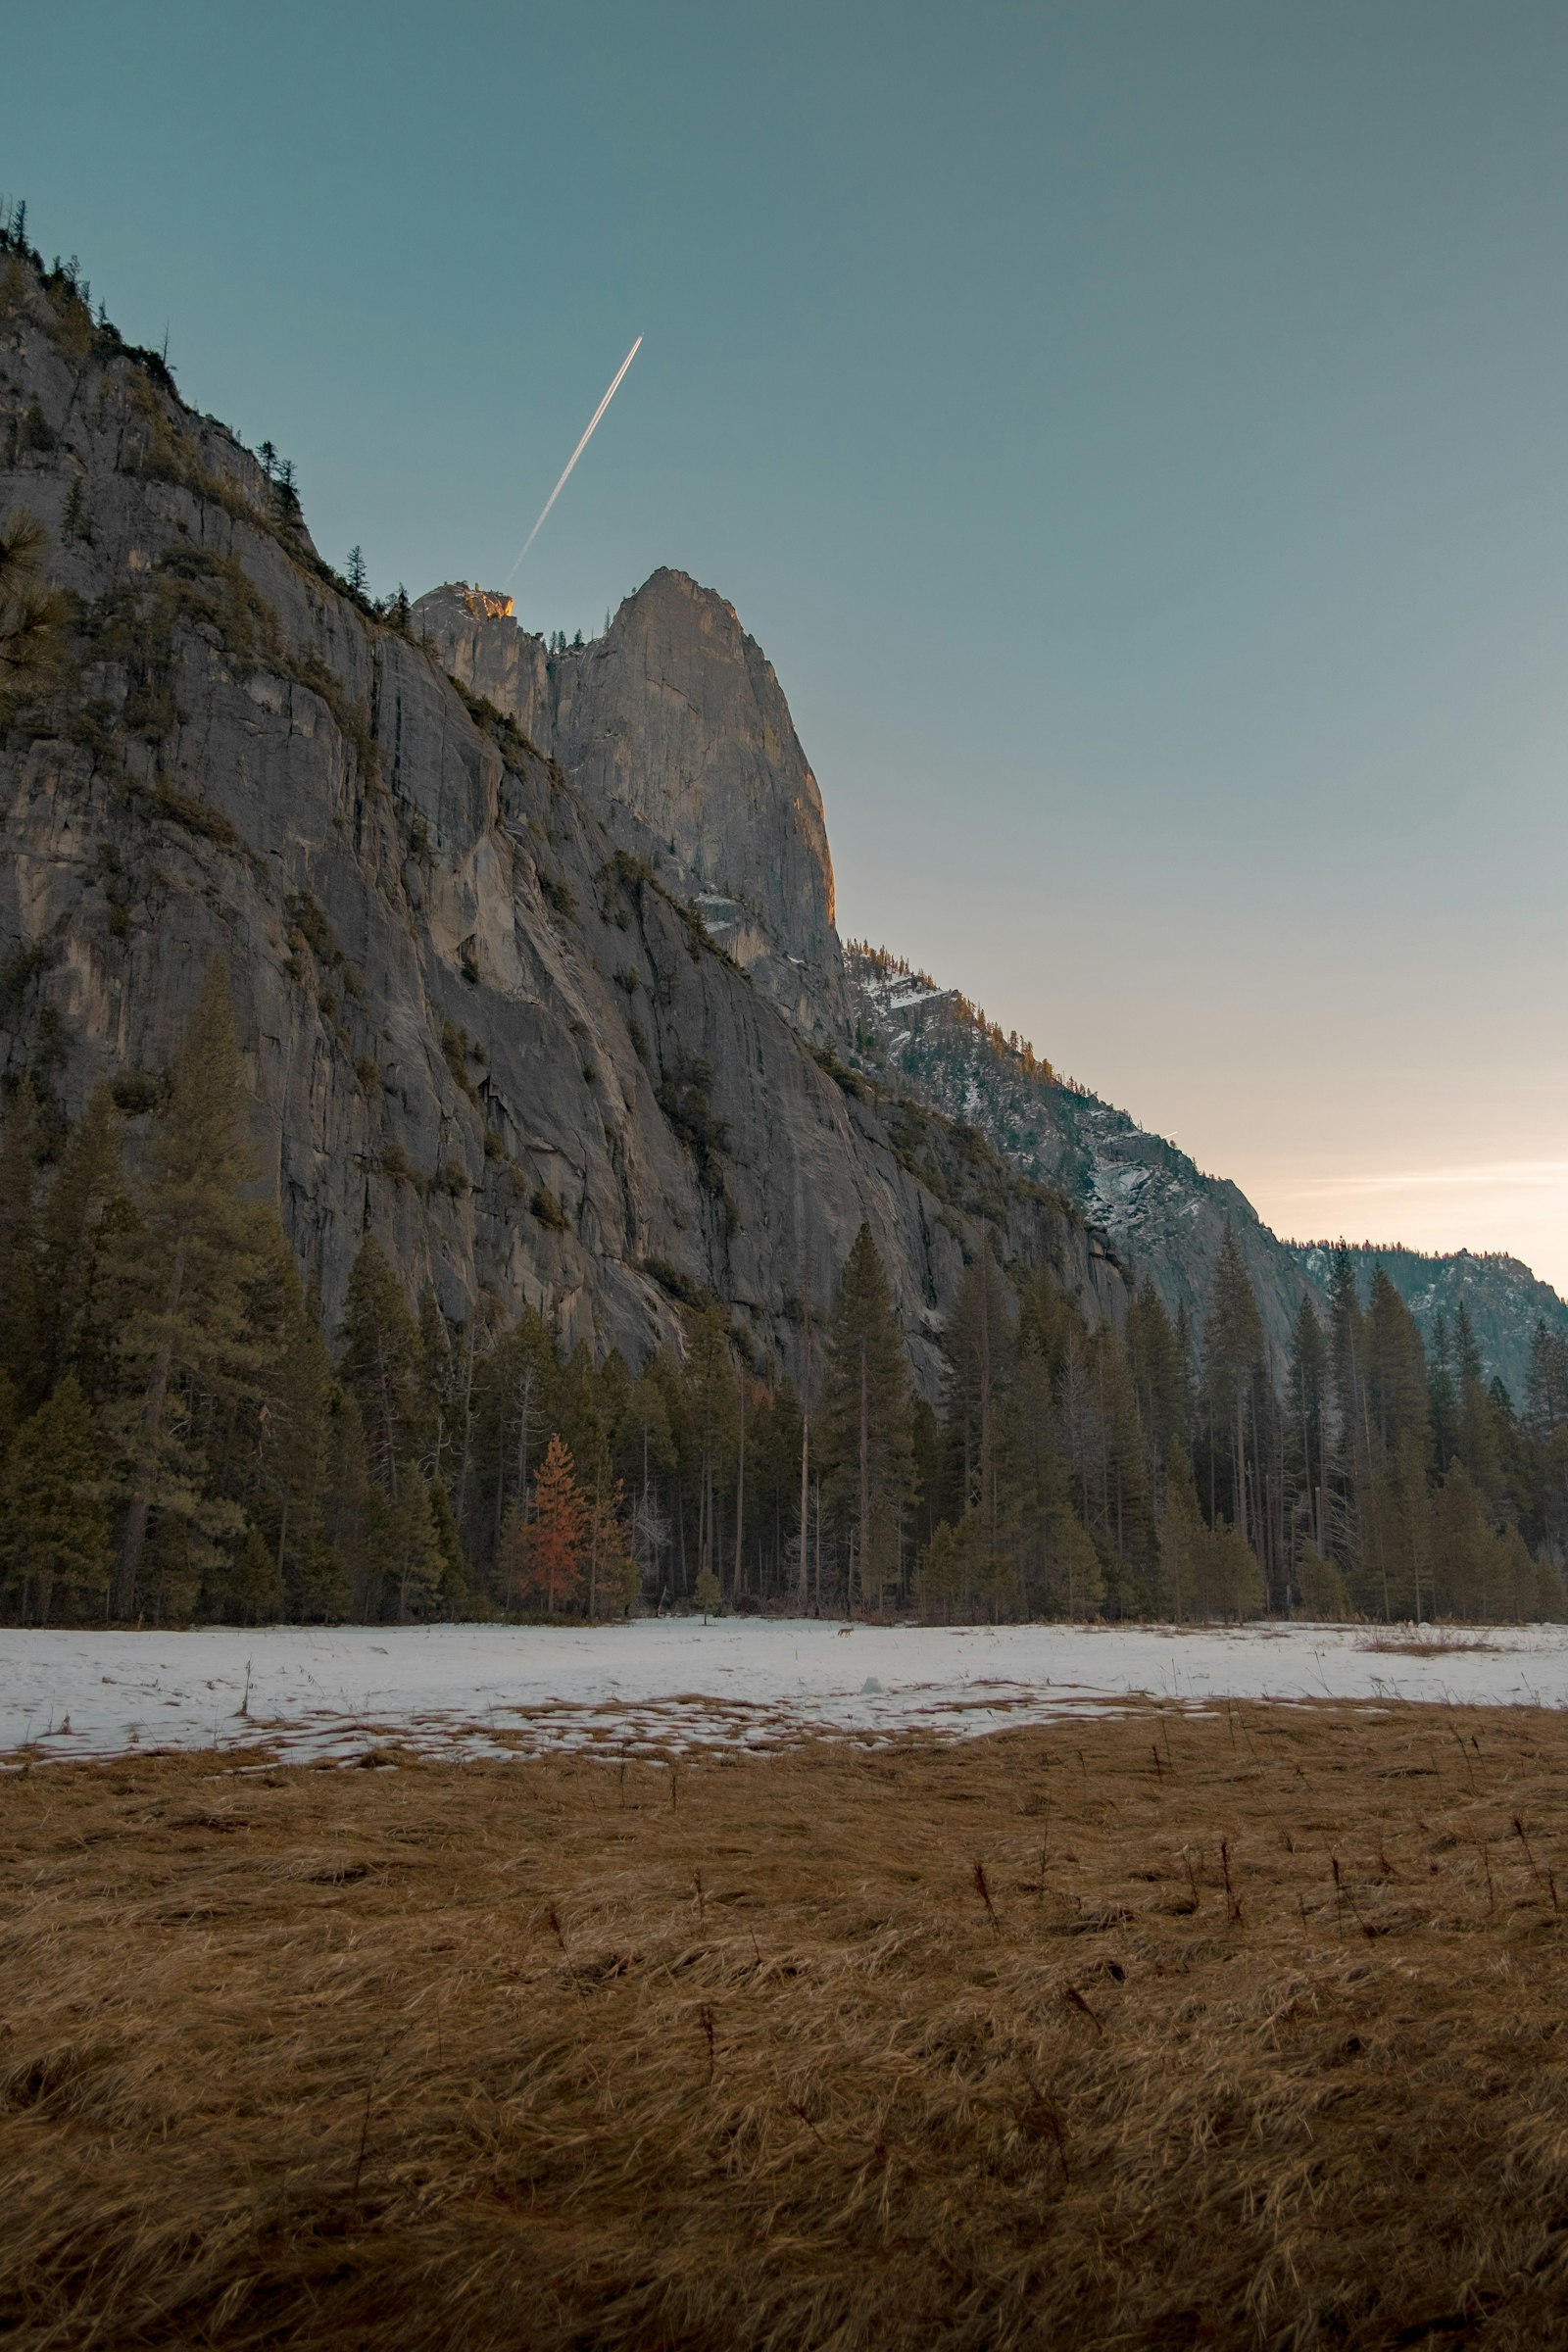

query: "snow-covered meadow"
xmin=5 ymin=1618 xmax=1568 ymax=1766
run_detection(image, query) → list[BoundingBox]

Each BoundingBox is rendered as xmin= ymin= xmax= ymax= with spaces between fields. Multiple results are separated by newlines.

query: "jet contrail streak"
xmin=505 ymin=335 xmax=643 ymax=584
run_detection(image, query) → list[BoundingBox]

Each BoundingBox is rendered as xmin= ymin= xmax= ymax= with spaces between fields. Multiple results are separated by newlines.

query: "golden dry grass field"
xmin=7 ymin=1702 xmax=1568 ymax=2349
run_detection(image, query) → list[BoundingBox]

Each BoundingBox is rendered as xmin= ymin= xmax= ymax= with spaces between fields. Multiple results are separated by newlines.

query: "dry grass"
xmin=7 ymin=1704 xmax=1568 ymax=2350
xmin=1357 ymin=1632 xmax=1506 ymax=1659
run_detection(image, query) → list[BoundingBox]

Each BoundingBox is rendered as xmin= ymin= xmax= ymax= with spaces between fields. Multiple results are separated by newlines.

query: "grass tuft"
xmin=6 ymin=1702 xmax=1568 ymax=2345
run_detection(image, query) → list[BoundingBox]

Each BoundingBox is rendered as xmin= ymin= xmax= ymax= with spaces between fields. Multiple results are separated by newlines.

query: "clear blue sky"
xmin=6 ymin=1 xmax=1567 ymax=1284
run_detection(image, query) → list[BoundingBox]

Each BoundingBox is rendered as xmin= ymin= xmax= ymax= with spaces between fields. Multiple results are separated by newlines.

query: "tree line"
xmin=1 ymin=968 xmax=1564 ymax=1629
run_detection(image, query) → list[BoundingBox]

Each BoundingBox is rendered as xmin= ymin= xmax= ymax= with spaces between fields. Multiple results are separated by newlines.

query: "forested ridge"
xmin=2 ymin=964 xmax=1564 ymax=1631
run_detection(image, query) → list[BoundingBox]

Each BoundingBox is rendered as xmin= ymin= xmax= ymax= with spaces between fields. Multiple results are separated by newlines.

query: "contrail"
xmin=505 ymin=335 xmax=643 ymax=584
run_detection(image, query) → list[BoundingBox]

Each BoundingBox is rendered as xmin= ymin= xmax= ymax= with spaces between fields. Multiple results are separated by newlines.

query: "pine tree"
xmin=36 ymin=1082 xmax=122 ymax=1396
xmin=618 ymin=1366 xmax=675 ymax=1589
xmin=0 ymin=1080 xmax=43 ymax=1405
xmin=943 ymin=1239 xmax=1010 ymax=1545
xmin=427 ymin=1474 xmax=468 ymax=1617
xmin=1198 ymin=1226 xmax=1270 ymax=1574
xmin=916 ymin=1511 xmax=979 ymax=1622
xmin=1285 ymin=1292 xmax=1329 ymax=1576
xmin=1431 ymin=1461 xmax=1496 ymax=1620
xmin=387 ymin=1475 xmax=442 ymax=1622
xmin=820 ymin=1224 xmax=913 ymax=1612
xmin=1326 ymin=1245 xmax=1370 ymax=1559
xmin=245 ymin=1241 xmax=336 ymax=1616
xmin=338 ymin=1236 xmax=422 ymax=1497
xmin=0 ymin=508 xmax=67 ymax=713
xmin=473 ymin=1306 xmax=557 ymax=1587
xmin=1155 ymin=1450 xmax=1204 ymax=1624
xmin=319 ymin=1387 xmax=374 ymax=1618
xmin=528 ymin=1433 xmax=586 ymax=1613
xmin=221 ymin=1523 xmax=284 ymax=1625
xmin=107 ymin=962 xmax=270 ymax=1618
xmin=1125 ymin=1278 xmax=1190 ymax=1499
xmin=1364 ymin=1267 xmax=1431 ymax=1457
xmin=1357 ymin=1427 xmax=1433 ymax=1621
xmin=692 ymin=1558 xmax=721 ymax=1620
xmin=682 ymin=1303 xmax=737 ymax=1599
xmin=0 ymin=1374 xmax=109 ymax=1622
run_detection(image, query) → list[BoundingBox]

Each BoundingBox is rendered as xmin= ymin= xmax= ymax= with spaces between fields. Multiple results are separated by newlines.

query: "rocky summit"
xmin=413 ymin=572 xmax=847 ymax=1041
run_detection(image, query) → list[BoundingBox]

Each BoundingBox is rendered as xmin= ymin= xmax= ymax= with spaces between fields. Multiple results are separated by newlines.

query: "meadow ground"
xmin=7 ymin=1696 xmax=1568 ymax=2348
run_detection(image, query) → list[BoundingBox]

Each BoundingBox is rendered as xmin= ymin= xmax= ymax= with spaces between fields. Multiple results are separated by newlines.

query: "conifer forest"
xmin=3 ymin=965 xmax=1563 ymax=1632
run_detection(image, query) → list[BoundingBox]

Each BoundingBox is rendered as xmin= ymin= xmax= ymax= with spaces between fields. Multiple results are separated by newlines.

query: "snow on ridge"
xmin=5 ymin=1620 xmax=1566 ymax=1768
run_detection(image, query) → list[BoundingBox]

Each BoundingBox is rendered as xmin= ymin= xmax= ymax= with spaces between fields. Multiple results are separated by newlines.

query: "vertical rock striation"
xmin=412 ymin=571 xmax=849 ymax=1037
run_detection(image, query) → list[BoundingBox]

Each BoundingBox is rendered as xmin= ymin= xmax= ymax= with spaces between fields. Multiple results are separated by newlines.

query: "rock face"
xmin=847 ymin=950 xmax=1317 ymax=1364
xmin=0 ymin=249 xmax=1116 ymax=1395
xmin=412 ymin=572 xmax=848 ymax=1037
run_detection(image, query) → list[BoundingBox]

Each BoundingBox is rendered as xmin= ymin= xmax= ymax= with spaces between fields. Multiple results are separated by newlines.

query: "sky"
xmin=5 ymin=1 xmax=1566 ymax=1288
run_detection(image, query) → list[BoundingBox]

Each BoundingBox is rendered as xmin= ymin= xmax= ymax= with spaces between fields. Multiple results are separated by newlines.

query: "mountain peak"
xmin=416 ymin=567 xmax=846 ymax=1032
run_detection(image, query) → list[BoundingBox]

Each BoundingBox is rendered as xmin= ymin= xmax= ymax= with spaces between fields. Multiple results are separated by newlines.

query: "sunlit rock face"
xmin=413 ymin=569 xmax=849 ymax=1039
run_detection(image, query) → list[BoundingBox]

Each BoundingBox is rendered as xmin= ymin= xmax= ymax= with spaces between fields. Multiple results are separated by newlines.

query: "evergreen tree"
xmin=618 ymin=1364 xmax=675 ymax=1590
xmin=820 ymin=1224 xmax=913 ymax=1611
xmin=338 ymin=1236 xmax=422 ymax=1496
xmin=387 ymin=1474 xmax=442 ymax=1622
xmin=1364 ymin=1267 xmax=1431 ymax=1457
xmin=0 ymin=1374 xmax=109 ymax=1621
xmin=220 ymin=1523 xmax=285 ymax=1625
xmin=427 ymin=1473 xmax=468 ymax=1618
xmin=1284 ymin=1292 xmax=1329 ymax=1577
xmin=682 ymin=1303 xmax=738 ymax=1598
xmin=472 ymin=1306 xmax=557 ymax=1588
xmin=692 ymin=1558 xmax=721 ymax=1620
xmin=245 ymin=1242 xmax=336 ymax=1616
xmin=1197 ymin=1227 xmax=1271 ymax=1575
xmin=1325 ymin=1245 xmax=1371 ymax=1565
xmin=107 ymin=962 xmax=270 ymax=1618
xmin=1428 ymin=1311 xmax=1459 ymax=1474
xmin=943 ymin=1239 xmax=1011 ymax=1549
xmin=916 ymin=1510 xmax=981 ymax=1622
xmin=0 ymin=1080 xmax=43 ymax=1405
xmin=318 ymin=1387 xmax=373 ymax=1619
xmin=1155 ymin=1450 xmax=1204 ymax=1624
xmin=36 ymin=1082 xmax=122 ymax=1396
xmin=1125 ymin=1277 xmax=1190 ymax=1500
xmin=0 ymin=508 xmax=67 ymax=713
xmin=1431 ymin=1461 xmax=1498 ymax=1620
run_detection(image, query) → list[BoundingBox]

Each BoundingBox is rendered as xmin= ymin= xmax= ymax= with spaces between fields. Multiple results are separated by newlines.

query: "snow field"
xmin=5 ymin=1617 xmax=1568 ymax=1767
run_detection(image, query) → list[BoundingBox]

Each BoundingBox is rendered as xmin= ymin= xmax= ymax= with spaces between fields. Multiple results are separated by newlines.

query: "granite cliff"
xmin=412 ymin=572 xmax=848 ymax=1039
xmin=0 ymin=246 xmax=1116 ymax=1394
xmin=845 ymin=947 xmax=1318 ymax=1365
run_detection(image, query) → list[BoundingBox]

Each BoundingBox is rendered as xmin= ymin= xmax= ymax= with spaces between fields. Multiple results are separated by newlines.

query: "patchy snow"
xmin=4 ymin=1619 xmax=1567 ymax=1767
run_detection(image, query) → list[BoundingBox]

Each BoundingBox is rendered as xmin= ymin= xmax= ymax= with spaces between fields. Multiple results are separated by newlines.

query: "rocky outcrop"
xmin=412 ymin=571 xmax=848 ymax=1037
xmin=0 ymin=249 xmax=1116 ymax=1396
xmin=848 ymin=950 xmax=1316 ymax=1364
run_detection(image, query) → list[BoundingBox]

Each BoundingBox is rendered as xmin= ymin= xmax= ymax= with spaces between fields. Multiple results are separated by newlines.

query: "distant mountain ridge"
xmin=845 ymin=947 xmax=1568 ymax=1402
xmin=844 ymin=945 xmax=1315 ymax=1360
xmin=1287 ymin=1242 xmax=1568 ymax=1401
